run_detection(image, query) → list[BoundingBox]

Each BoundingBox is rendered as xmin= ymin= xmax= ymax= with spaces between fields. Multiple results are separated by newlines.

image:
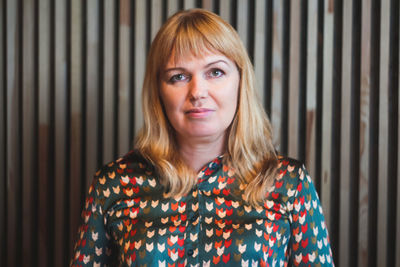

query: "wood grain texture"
xmin=54 ymin=0 xmax=67 ymax=265
xmin=359 ymin=0 xmax=371 ymax=265
xmin=338 ymin=0 xmax=352 ymax=266
xmin=103 ymin=0 xmax=116 ymax=164
xmin=118 ymin=0 xmax=131 ymax=156
xmin=377 ymin=1 xmax=390 ymax=266
xmin=7 ymin=0 xmax=20 ymax=266
xmin=22 ymin=0 xmax=35 ymax=265
xmin=68 ymin=0 xmax=83 ymax=261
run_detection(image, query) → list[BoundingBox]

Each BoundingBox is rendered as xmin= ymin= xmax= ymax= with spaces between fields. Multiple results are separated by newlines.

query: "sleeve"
xmin=287 ymin=165 xmax=334 ymax=266
xmin=70 ymin=174 xmax=116 ymax=267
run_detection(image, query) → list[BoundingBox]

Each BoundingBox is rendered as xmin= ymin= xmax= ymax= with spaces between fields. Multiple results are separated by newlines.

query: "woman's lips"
xmin=185 ymin=108 xmax=214 ymax=118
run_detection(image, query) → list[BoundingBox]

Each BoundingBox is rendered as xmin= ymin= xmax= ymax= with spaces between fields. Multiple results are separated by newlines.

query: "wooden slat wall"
xmin=1 ymin=0 xmax=399 ymax=266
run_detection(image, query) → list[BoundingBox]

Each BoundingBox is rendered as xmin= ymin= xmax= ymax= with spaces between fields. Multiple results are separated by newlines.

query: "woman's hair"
xmin=135 ymin=9 xmax=278 ymax=206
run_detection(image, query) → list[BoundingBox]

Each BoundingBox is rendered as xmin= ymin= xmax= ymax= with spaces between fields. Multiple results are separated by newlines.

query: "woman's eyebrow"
xmin=205 ymin=59 xmax=229 ymax=68
xmin=164 ymin=59 xmax=229 ymax=73
xmin=163 ymin=67 xmax=186 ymax=73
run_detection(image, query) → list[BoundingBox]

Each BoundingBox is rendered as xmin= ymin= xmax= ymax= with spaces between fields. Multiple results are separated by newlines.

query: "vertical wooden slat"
xmin=339 ymin=1 xmax=352 ymax=266
xmin=69 ymin=0 xmax=83 ymax=257
xmin=183 ymin=0 xmax=196 ymax=10
xmin=377 ymin=0 xmax=390 ymax=266
xmin=85 ymin=0 xmax=99 ymax=189
xmin=167 ymin=0 xmax=179 ymax=17
xmin=134 ymin=0 xmax=147 ymax=135
xmin=54 ymin=0 xmax=67 ymax=265
xmin=103 ymin=0 xmax=116 ymax=164
xmin=38 ymin=0 xmax=51 ymax=265
xmin=236 ymin=0 xmax=248 ymax=54
xmin=368 ymin=1 xmax=381 ymax=266
xmin=0 ymin=0 xmax=6 ymax=263
xmin=6 ymin=0 xmax=21 ymax=266
xmin=202 ymin=0 xmax=213 ymax=11
xmin=321 ymin=0 xmax=334 ymax=234
xmin=348 ymin=1 xmax=362 ymax=267
xmin=305 ymin=0 xmax=317 ymax=181
xmin=219 ymin=0 xmax=231 ymax=24
xmin=118 ymin=0 xmax=131 ymax=156
xmin=288 ymin=0 xmax=300 ymax=160
xmin=253 ymin=0 xmax=266 ymax=106
xmin=359 ymin=0 xmax=371 ymax=265
xmin=22 ymin=0 xmax=35 ymax=265
xmin=386 ymin=1 xmax=399 ymax=266
xmin=271 ymin=0 xmax=283 ymax=150
xmin=151 ymin=0 xmax=162 ymax=41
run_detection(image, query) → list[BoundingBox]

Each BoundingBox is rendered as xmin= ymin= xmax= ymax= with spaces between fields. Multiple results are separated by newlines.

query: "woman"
xmin=71 ymin=9 xmax=333 ymax=267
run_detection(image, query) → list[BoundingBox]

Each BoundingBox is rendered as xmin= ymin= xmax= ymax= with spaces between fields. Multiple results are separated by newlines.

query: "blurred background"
xmin=1 ymin=0 xmax=399 ymax=266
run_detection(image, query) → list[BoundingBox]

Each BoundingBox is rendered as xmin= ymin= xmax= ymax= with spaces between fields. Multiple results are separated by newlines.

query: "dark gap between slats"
xmin=146 ymin=0 xmax=152 ymax=54
xmin=298 ymin=0 xmax=308 ymax=164
xmin=314 ymin=0 xmax=324 ymax=196
xmin=179 ymin=0 xmax=184 ymax=10
xmin=263 ymin=0 xmax=273 ymax=117
xmin=330 ymin=0 xmax=343 ymax=263
xmin=16 ymin=0 xmax=23 ymax=266
xmin=65 ymin=0 xmax=72 ymax=263
xmin=230 ymin=0 xmax=237 ymax=30
xmin=49 ymin=0 xmax=56 ymax=264
xmin=33 ymin=0 xmax=39 ymax=266
xmin=113 ymin=0 xmax=120 ymax=159
xmin=247 ymin=0 xmax=255 ymax=64
xmin=1 ymin=0 xmax=8 ymax=264
xmin=81 ymin=0 xmax=88 ymax=211
xmin=368 ymin=1 xmax=381 ymax=266
xmin=98 ymin=0 xmax=105 ymax=168
xmin=129 ymin=0 xmax=136 ymax=145
xmin=349 ymin=1 xmax=362 ymax=267
xmin=162 ymin=0 xmax=167 ymax=23
xmin=280 ymin=0 xmax=291 ymax=156
xmin=386 ymin=0 xmax=399 ymax=265
xmin=196 ymin=0 xmax=202 ymax=9
xmin=214 ymin=0 xmax=220 ymax=15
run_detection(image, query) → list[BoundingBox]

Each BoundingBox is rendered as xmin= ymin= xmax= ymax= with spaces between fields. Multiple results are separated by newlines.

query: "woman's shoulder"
xmin=276 ymin=155 xmax=305 ymax=176
xmin=268 ymin=155 xmax=311 ymax=200
xmin=90 ymin=149 xmax=159 ymax=191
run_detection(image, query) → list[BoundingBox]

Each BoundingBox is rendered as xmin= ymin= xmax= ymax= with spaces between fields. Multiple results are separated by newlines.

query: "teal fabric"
xmin=71 ymin=150 xmax=334 ymax=267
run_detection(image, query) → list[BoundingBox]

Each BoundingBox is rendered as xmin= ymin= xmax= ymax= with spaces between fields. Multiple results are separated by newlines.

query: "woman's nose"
xmin=189 ymin=75 xmax=208 ymax=100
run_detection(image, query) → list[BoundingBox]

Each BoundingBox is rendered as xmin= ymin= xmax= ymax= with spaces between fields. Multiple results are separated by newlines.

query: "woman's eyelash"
xmin=168 ymin=73 xmax=187 ymax=83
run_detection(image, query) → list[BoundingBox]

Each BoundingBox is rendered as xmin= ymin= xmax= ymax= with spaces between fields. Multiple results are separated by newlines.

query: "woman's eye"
xmin=169 ymin=74 xmax=187 ymax=83
xmin=208 ymin=69 xmax=224 ymax=78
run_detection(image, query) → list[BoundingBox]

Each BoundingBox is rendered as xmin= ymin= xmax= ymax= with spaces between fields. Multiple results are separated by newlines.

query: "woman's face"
xmin=160 ymin=51 xmax=240 ymax=143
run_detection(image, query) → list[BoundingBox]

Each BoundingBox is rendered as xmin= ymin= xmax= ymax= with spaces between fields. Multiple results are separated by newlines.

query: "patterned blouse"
xmin=71 ymin=150 xmax=334 ymax=267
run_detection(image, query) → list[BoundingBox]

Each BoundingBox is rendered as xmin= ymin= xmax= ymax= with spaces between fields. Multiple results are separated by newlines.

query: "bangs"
xmin=158 ymin=11 xmax=239 ymax=68
xmin=171 ymin=23 xmax=218 ymax=63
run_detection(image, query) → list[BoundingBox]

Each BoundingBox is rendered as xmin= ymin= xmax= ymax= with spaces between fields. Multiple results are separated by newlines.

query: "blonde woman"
xmin=71 ymin=9 xmax=333 ymax=267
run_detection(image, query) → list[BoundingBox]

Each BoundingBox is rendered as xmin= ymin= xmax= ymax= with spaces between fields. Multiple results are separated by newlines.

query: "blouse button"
xmin=187 ymin=249 xmax=194 ymax=256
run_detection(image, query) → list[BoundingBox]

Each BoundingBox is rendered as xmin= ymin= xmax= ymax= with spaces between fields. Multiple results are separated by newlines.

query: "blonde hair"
xmin=135 ymin=9 xmax=278 ymax=206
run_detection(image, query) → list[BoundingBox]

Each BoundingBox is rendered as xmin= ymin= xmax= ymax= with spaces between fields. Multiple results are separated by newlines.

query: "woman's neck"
xmin=177 ymin=133 xmax=226 ymax=173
